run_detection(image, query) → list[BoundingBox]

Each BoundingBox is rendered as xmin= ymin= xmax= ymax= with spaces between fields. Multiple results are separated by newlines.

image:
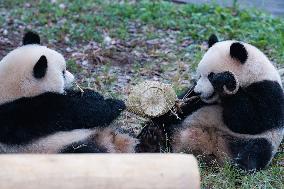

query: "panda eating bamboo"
xmin=136 ymin=35 xmax=284 ymax=171
xmin=0 ymin=32 xmax=138 ymax=153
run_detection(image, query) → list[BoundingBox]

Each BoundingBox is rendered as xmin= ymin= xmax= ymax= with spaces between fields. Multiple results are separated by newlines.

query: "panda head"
xmin=194 ymin=34 xmax=281 ymax=103
xmin=0 ymin=32 xmax=75 ymax=104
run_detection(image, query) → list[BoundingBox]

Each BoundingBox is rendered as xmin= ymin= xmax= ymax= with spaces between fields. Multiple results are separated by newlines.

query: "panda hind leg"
xmin=172 ymin=126 xmax=274 ymax=171
xmin=229 ymin=138 xmax=273 ymax=171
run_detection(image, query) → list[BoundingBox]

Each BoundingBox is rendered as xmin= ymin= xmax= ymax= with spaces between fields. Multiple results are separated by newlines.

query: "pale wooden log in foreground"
xmin=0 ymin=154 xmax=200 ymax=189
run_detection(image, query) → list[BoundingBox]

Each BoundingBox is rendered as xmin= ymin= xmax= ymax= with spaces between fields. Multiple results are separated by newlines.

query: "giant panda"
xmin=0 ymin=32 xmax=138 ymax=153
xmin=137 ymin=35 xmax=284 ymax=171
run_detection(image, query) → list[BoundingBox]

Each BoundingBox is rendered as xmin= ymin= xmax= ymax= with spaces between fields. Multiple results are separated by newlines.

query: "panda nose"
xmin=194 ymin=92 xmax=201 ymax=96
xmin=191 ymin=79 xmax=197 ymax=86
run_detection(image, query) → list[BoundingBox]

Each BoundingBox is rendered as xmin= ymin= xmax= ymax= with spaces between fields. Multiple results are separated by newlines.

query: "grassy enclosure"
xmin=0 ymin=0 xmax=283 ymax=188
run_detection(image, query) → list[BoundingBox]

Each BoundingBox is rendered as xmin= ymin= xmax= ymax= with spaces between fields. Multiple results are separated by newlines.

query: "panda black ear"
xmin=208 ymin=34 xmax=218 ymax=48
xmin=23 ymin=31 xmax=40 ymax=45
xmin=230 ymin=42 xmax=248 ymax=64
xmin=33 ymin=55 xmax=48 ymax=79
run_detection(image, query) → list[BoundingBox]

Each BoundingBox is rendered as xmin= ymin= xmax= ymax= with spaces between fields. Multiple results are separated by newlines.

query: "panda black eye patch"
xmin=208 ymin=71 xmax=237 ymax=92
xmin=62 ymin=70 xmax=66 ymax=79
xmin=208 ymin=72 xmax=215 ymax=80
xmin=33 ymin=55 xmax=48 ymax=79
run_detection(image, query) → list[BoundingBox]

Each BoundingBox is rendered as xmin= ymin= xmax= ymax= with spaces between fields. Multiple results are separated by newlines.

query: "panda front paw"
xmin=136 ymin=123 xmax=168 ymax=153
xmin=208 ymin=71 xmax=239 ymax=96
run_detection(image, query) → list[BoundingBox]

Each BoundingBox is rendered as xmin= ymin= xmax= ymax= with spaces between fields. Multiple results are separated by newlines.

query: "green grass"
xmin=2 ymin=0 xmax=284 ymax=63
xmin=1 ymin=0 xmax=284 ymax=188
xmin=200 ymin=154 xmax=284 ymax=188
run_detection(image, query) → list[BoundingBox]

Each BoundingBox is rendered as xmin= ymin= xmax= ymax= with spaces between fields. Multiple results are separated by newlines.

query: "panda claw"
xmin=136 ymin=124 xmax=166 ymax=153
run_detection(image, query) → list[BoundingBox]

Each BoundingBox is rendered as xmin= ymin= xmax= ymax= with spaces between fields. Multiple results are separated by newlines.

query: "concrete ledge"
xmin=0 ymin=154 xmax=200 ymax=189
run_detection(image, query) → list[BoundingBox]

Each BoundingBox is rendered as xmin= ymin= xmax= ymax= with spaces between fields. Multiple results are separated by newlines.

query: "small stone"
xmin=278 ymin=68 xmax=284 ymax=76
xmin=66 ymin=47 xmax=72 ymax=52
xmin=59 ymin=3 xmax=66 ymax=9
xmin=64 ymin=36 xmax=70 ymax=43
xmin=103 ymin=36 xmax=112 ymax=46
xmin=3 ymin=30 xmax=8 ymax=35
xmin=24 ymin=3 xmax=31 ymax=8
xmin=82 ymin=60 xmax=88 ymax=66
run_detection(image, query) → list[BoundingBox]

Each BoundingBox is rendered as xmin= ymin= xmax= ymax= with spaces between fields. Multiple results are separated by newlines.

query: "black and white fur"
xmin=0 ymin=32 xmax=137 ymax=153
xmin=137 ymin=35 xmax=284 ymax=171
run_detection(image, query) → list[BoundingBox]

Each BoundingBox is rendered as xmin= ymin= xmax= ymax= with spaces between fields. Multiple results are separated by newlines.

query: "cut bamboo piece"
xmin=127 ymin=81 xmax=177 ymax=117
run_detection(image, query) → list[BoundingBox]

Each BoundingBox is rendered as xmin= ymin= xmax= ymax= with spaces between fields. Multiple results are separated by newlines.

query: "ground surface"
xmin=175 ymin=0 xmax=284 ymax=17
xmin=0 ymin=0 xmax=283 ymax=188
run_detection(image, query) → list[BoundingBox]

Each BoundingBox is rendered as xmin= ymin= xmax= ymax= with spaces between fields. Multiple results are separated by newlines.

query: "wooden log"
xmin=0 ymin=154 xmax=200 ymax=189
